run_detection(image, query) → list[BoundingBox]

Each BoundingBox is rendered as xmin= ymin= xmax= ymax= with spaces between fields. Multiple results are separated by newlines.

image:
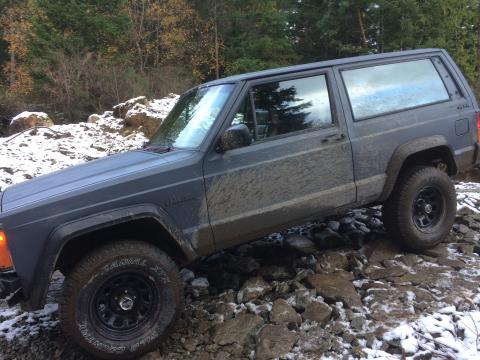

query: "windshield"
xmin=149 ymin=84 xmax=234 ymax=149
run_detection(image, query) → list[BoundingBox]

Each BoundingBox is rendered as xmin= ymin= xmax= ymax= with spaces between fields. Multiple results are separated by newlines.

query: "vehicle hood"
xmin=1 ymin=149 xmax=193 ymax=212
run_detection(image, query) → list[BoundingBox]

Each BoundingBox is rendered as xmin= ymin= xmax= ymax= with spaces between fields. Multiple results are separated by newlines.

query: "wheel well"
xmin=399 ymin=146 xmax=457 ymax=177
xmin=55 ymin=218 xmax=189 ymax=275
xmin=380 ymin=145 xmax=457 ymax=202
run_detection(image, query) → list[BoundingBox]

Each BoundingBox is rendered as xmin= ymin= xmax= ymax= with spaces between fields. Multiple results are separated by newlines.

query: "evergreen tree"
xmin=289 ymin=0 xmax=369 ymax=62
xmin=192 ymin=0 xmax=298 ymax=76
xmin=28 ymin=0 xmax=129 ymax=56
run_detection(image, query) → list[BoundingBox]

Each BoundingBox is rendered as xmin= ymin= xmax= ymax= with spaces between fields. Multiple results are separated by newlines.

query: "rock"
xmin=302 ymin=301 xmax=332 ymax=326
xmin=246 ymin=302 xmax=272 ymax=318
xmin=206 ymin=265 xmax=241 ymax=292
xmin=87 ymin=114 xmax=102 ymax=123
xmin=350 ymin=314 xmax=366 ymax=331
xmin=292 ymin=289 xmax=316 ymax=311
xmin=394 ymin=267 xmax=452 ymax=286
xmin=191 ymin=277 xmax=209 ymax=297
xmin=307 ymin=271 xmax=362 ymax=308
xmin=237 ymin=276 xmax=272 ymax=303
xmin=419 ymin=243 xmax=451 ymax=258
xmin=180 ymin=268 xmax=195 ymax=283
xmin=297 ymin=324 xmax=335 ymax=354
xmin=215 ymin=302 xmax=236 ymax=320
xmin=356 ymin=224 xmax=371 ymax=234
xmin=296 ymin=254 xmax=317 ymax=269
xmin=138 ymin=351 xmax=163 ymax=360
xmin=363 ymin=239 xmax=401 ymax=264
xmin=213 ymin=313 xmax=264 ymax=346
xmin=9 ymin=112 xmax=54 ymax=135
xmin=367 ymin=217 xmax=383 ymax=229
xmin=294 ymin=268 xmax=314 ymax=282
xmin=340 ymin=216 xmax=355 ymax=225
xmin=311 ymin=227 xmax=346 ymax=249
xmin=182 ymin=337 xmax=198 ymax=352
xmin=327 ymin=220 xmax=340 ymax=232
xmin=397 ymin=254 xmax=422 ymax=268
xmin=255 ymin=324 xmax=297 ymax=360
xmin=352 ymin=209 xmax=369 ymax=221
xmin=259 ymin=265 xmax=292 ymax=281
xmin=436 ymin=257 xmax=465 ymax=270
xmin=274 ymin=281 xmax=290 ymax=295
xmin=212 ymin=351 xmax=230 ymax=360
xmin=291 ymin=281 xmax=307 ymax=291
xmin=286 ymin=235 xmax=317 ymax=254
xmin=270 ymin=299 xmax=301 ymax=326
xmin=456 ymin=224 xmax=470 ymax=234
xmin=124 ymin=106 xmax=162 ymax=137
xmin=225 ymin=254 xmax=260 ymax=274
xmin=364 ymin=265 xmax=407 ymax=280
xmin=315 ymin=252 xmax=349 ymax=273
xmin=113 ymin=96 xmax=148 ymax=118
xmin=456 ymin=243 xmax=474 ymax=255
xmin=345 ymin=230 xmax=366 ymax=248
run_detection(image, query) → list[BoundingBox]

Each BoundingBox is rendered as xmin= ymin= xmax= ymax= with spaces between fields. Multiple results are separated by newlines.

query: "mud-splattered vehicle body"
xmin=0 ymin=48 xmax=479 ymax=358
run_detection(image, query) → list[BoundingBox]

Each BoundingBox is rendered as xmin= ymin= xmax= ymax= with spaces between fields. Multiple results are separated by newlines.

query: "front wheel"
xmin=382 ymin=166 xmax=456 ymax=250
xmin=60 ymin=240 xmax=183 ymax=359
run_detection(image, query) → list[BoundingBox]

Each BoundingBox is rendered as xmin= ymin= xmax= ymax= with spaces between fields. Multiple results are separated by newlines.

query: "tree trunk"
xmin=9 ymin=51 xmax=15 ymax=86
xmin=214 ymin=1 xmax=220 ymax=79
xmin=475 ymin=0 xmax=480 ymax=94
xmin=355 ymin=2 xmax=368 ymax=49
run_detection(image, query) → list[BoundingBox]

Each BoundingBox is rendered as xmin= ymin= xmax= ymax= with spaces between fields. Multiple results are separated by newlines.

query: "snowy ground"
xmin=1 ymin=97 xmax=480 ymax=359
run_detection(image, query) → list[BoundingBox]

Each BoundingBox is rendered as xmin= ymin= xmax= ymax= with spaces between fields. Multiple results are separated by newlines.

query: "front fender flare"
xmin=27 ymin=204 xmax=196 ymax=310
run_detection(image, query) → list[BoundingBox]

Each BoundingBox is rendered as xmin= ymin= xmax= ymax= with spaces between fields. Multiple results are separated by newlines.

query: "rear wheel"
xmin=383 ymin=166 xmax=456 ymax=250
xmin=60 ymin=240 xmax=183 ymax=359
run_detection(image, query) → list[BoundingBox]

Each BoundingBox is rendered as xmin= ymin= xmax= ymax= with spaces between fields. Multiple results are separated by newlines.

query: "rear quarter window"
xmin=342 ymin=59 xmax=450 ymax=120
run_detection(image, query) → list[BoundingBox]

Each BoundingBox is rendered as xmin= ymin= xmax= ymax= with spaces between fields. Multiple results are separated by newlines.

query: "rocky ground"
xmin=1 ymin=97 xmax=480 ymax=359
xmin=1 ymin=187 xmax=480 ymax=359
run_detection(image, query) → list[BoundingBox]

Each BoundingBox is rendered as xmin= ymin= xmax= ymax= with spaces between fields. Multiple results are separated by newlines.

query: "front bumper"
xmin=0 ymin=270 xmax=23 ymax=306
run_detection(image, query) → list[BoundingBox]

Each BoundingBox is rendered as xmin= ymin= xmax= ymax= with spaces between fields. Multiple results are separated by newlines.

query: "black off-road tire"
xmin=60 ymin=240 xmax=183 ymax=359
xmin=382 ymin=166 xmax=456 ymax=250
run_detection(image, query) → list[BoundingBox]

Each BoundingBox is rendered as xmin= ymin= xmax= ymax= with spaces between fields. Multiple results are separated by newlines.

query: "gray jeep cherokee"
xmin=0 ymin=48 xmax=479 ymax=358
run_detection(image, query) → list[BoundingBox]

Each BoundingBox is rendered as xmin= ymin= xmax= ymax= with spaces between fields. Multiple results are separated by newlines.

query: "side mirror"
xmin=217 ymin=124 xmax=252 ymax=152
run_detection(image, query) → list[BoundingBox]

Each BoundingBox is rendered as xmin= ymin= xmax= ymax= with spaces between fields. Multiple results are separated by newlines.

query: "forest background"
xmin=0 ymin=0 xmax=478 ymax=132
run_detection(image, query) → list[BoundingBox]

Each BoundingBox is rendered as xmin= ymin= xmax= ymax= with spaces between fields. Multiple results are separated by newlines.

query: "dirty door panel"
xmin=203 ymin=69 xmax=356 ymax=249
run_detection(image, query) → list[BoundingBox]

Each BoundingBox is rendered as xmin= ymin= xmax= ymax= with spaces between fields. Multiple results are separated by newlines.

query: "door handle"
xmin=321 ymin=133 xmax=345 ymax=143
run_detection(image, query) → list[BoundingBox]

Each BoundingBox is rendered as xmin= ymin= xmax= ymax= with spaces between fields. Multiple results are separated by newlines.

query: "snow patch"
xmin=11 ymin=111 xmax=49 ymax=123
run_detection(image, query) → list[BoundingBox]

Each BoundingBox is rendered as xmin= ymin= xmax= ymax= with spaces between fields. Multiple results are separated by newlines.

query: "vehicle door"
xmin=203 ymin=69 xmax=356 ymax=250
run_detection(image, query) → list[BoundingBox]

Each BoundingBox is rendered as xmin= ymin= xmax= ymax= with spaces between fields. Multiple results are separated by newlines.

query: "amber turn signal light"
xmin=477 ymin=112 xmax=480 ymax=143
xmin=0 ymin=230 xmax=13 ymax=270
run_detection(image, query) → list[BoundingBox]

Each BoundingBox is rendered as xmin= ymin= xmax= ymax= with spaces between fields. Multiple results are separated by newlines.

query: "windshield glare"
xmin=150 ymin=84 xmax=234 ymax=149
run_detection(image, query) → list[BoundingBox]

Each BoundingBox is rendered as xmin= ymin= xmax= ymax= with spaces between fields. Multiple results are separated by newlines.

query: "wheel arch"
xmin=379 ymin=135 xmax=458 ymax=202
xmin=27 ymin=204 xmax=196 ymax=310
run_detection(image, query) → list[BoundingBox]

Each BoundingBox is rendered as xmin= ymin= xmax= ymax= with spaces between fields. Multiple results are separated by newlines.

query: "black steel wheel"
xmin=412 ymin=185 xmax=445 ymax=230
xmin=60 ymin=240 xmax=184 ymax=359
xmin=383 ymin=166 xmax=456 ymax=250
xmin=93 ymin=271 xmax=158 ymax=337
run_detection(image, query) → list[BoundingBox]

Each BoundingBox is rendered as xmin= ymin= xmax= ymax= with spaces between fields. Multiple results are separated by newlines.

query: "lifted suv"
xmin=1 ymin=49 xmax=479 ymax=358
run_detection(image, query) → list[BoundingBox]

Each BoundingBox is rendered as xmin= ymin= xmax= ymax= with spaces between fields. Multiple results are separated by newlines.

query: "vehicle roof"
xmin=202 ymin=48 xmax=445 ymax=86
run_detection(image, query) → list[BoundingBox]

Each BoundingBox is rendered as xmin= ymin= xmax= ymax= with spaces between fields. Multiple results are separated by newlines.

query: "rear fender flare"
xmin=379 ymin=135 xmax=456 ymax=201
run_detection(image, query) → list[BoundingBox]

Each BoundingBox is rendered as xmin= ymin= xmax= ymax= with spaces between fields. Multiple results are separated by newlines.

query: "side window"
xmin=252 ymin=74 xmax=333 ymax=140
xmin=342 ymin=59 xmax=450 ymax=120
